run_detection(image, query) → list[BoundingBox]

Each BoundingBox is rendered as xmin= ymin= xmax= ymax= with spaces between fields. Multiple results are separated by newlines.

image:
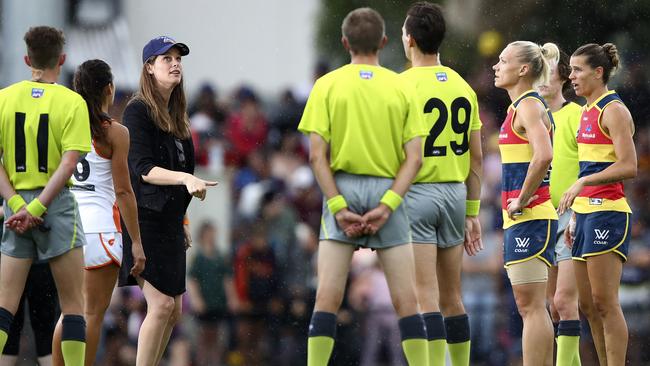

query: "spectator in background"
xmin=348 ymin=251 xmax=404 ymax=366
xmin=269 ymin=89 xmax=304 ymax=147
xmin=225 ymin=86 xmax=268 ymax=167
xmin=189 ymin=83 xmax=228 ymax=132
xmin=188 ymin=221 xmax=237 ymax=366
xmin=461 ymin=232 xmax=503 ymax=365
xmin=189 ymin=83 xmax=229 ymax=169
xmin=260 ymin=190 xmax=298 ymax=275
xmin=233 ymin=223 xmax=279 ymax=365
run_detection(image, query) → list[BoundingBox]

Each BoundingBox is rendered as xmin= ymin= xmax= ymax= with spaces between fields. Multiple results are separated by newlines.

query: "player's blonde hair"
xmin=509 ymin=41 xmax=559 ymax=87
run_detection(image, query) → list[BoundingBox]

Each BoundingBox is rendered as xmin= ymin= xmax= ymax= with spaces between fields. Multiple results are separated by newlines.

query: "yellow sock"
xmin=307 ymin=336 xmax=334 ymax=366
xmin=402 ymin=338 xmax=429 ymax=365
xmin=448 ymin=341 xmax=470 ymax=366
xmin=428 ymin=339 xmax=446 ymax=366
xmin=557 ymin=320 xmax=581 ymax=366
xmin=0 ymin=329 xmax=8 ymax=354
xmin=61 ymin=340 xmax=86 ymax=366
xmin=557 ymin=335 xmax=580 ymax=366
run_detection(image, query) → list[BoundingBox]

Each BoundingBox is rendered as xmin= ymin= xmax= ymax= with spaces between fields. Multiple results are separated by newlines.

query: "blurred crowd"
xmin=12 ymin=59 xmax=649 ymax=366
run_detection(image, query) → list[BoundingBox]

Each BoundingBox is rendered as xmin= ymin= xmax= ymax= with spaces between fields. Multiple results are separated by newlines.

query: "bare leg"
xmin=512 ymin=282 xmax=554 ymax=366
xmin=587 ymin=254 xmax=627 ymax=365
xmin=574 ymin=260 xmax=607 ymax=366
xmin=135 ymin=281 xmax=175 ymax=366
xmin=83 ymin=265 xmax=119 ymax=366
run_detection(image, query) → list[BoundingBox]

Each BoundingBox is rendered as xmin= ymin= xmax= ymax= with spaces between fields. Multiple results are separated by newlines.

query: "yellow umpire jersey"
xmin=298 ymin=64 xmax=428 ymax=178
xmin=400 ymin=65 xmax=482 ymax=183
xmin=549 ymin=101 xmax=582 ymax=208
xmin=0 ymin=81 xmax=91 ymax=190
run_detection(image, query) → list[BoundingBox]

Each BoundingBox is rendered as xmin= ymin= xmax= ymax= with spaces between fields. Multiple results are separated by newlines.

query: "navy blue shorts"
xmin=572 ymin=211 xmax=630 ymax=262
xmin=504 ymin=219 xmax=557 ymax=267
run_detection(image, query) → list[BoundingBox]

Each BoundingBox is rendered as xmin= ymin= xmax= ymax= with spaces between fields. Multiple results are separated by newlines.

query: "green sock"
xmin=0 ymin=329 xmax=8 ymax=354
xmin=402 ymin=338 xmax=429 ymax=365
xmin=423 ymin=312 xmax=447 ymax=366
xmin=307 ymin=312 xmax=337 ymax=366
xmin=573 ymin=350 xmax=582 ymax=366
xmin=61 ymin=315 xmax=86 ymax=366
xmin=61 ymin=340 xmax=86 ymax=366
xmin=399 ymin=314 xmax=428 ymax=365
xmin=557 ymin=320 xmax=581 ymax=366
xmin=447 ymin=341 xmax=470 ymax=366
xmin=428 ymin=339 xmax=447 ymax=366
xmin=308 ymin=336 xmax=334 ymax=366
xmin=557 ymin=336 xmax=580 ymax=366
xmin=0 ymin=307 xmax=14 ymax=355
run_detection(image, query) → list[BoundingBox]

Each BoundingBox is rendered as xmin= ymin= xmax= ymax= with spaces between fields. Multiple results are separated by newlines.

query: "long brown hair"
xmin=132 ymin=56 xmax=190 ymax=139
xmin=73 ymin=59 xmax=112 ymax=144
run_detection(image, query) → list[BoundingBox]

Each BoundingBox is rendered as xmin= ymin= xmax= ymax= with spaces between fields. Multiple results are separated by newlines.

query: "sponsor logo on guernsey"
xmin=499 ymin=125 xmax=507 ymax=139
xmin=436 ymin=72 xmax=448 ymax=82
xmin=589 ymin=198 xmax=603 ymax=205
xmin=594 ymin=229 xmax=609 ymax=245
xmin=582 ymin=124 xmax=596 ymax=139
xmin=359 ymin=70 xmax=373 ymax=80
xmin=31 ymin=88 xmax=44 ymax=98
xmin=514 ymin=237 xmax=530 ymax=252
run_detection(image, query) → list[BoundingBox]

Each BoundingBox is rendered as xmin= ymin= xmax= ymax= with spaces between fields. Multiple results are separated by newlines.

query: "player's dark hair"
xmin=556 ymin=48 xmax=575 ymax=100
xmin=573 ymin=43 xmax=620 ymax=84
xmin=341 ymin=8 xmax=385 ymax=55
xmin=73 ymin=60 xmax=113 ymax=144
xmin=23 ymin=26 xmax=65 ymax=69
xmin=405 ymin=1 xmax=446 ymax=54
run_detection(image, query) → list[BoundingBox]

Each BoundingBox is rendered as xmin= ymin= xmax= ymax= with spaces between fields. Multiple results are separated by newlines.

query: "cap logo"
xmin=161 ymin=36 xmax=175 ymax=44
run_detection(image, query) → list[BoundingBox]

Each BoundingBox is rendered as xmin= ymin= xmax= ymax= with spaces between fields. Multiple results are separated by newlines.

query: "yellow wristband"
xmin=25 ymin=198 xmax=47 ymax=217
xmin=326 ymin=195 xmax=348 ymax=215
xmin=380 ymin=190 xmax=403 ymax=211
xmin=466 ymin=200 xmax=480 ymax=216
xmin=7 ymin=195 xmax=26 ymax=214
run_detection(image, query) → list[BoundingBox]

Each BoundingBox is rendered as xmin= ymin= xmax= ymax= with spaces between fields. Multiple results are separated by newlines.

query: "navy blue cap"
xmin=142 ymin=36 xmax=189 ymax=64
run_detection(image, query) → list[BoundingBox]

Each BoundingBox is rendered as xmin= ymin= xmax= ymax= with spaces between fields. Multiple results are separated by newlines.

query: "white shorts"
xmin=84 ymin=232 xmax=122 ymax=269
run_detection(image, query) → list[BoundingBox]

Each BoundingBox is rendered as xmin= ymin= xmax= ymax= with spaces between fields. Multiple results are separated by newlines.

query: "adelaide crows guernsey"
xmin=572 ymin=91 xmax=631 ymax=214
xmin=499 ymin=90 xmax=557 ymax=228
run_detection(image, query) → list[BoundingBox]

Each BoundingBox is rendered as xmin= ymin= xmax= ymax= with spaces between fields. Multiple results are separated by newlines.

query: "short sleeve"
xmin=470 ymin=91 xmax=483 ymax=131
xmin=297 ymin=78 xmax=331 ymax=142
xmin=401 ymin=82 xmax=429 ymax=144
xmin=61 ymin=98 xmax=91 ymax=153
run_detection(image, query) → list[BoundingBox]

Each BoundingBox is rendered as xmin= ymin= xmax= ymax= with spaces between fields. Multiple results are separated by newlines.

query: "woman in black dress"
xmin=118 ymin=36 xmax=217 ymax=365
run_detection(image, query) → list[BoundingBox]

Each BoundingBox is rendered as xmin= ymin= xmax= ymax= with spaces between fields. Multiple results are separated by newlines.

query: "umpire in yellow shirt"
xmin=400 ymin=3 xmax=483 ymax=366
xmin=298 ymin=7 xmax=430 ymax=366
xmin=0 ymin=26 xmax=90 ymax=366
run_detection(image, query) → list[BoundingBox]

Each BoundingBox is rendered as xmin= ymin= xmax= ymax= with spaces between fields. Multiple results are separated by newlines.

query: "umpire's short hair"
xmin=24 ymin=26 xmax=65 ymax=69
xmin=405 ymin=2 xmax=446 ymax=55
xmin=341 ymin=8 xmax=385 ymax=55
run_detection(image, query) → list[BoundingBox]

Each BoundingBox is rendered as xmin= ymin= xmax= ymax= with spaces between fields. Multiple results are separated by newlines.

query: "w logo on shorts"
xmin=594 ymin=229 xmax=609 ymax=240
xmin=515 ymin=237 xmax=530 ymax=248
